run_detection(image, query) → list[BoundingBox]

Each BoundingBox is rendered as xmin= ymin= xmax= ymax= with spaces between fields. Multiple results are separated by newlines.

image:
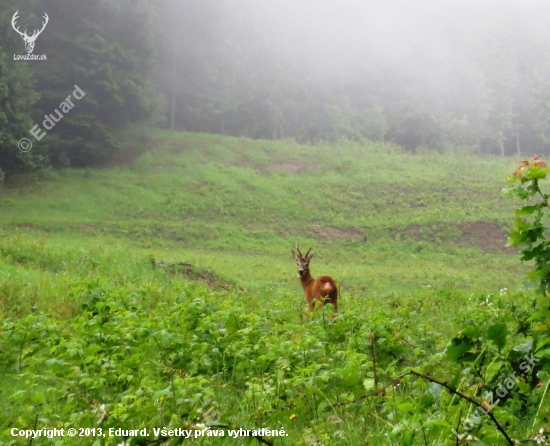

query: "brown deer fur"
xmin=291 ymin=245 xmax=338 ymax=312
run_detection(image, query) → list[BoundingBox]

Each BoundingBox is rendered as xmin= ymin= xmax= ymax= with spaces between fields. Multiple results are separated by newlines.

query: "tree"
xmin=29 ymin=0 xmax=157 ymax=167
xmin=0 ymin=0 xmax=42 ymax=175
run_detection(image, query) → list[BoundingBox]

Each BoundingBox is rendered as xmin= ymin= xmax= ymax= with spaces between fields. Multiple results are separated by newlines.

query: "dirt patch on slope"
xmin=16 ymin=223 xmax=39 ymax=229
xmin=402 ymin=221 xmax=514 ymax=253
xmin=152 ymin=259 xmax=240 ymax=290
xmin=456 ymin=222 xmax=505 ymax=247
xmin=13 ymin=223 xmax=50 ymax=232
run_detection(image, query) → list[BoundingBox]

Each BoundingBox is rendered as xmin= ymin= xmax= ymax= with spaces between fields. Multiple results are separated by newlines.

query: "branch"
xmin=335 ymin=370 xmax=514 ymax=446
xmin=29 ymin=412 xmax=39 ymax=446
xmin=535 ymin=180 xmax=549 ymax=209
xmin=398 ymin=336 xmax=419 ymax=349
xmin=335 ymin=372 xmax=410 ymax=407
xmin=408 ymin=371 xmax=513 ymax=446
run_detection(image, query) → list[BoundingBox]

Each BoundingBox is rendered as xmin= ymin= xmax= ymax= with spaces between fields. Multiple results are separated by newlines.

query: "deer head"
xmin=291 ymin=244 xmax=314 ymax=277
xmin=12 ymin=11 xmax=49 ymax=54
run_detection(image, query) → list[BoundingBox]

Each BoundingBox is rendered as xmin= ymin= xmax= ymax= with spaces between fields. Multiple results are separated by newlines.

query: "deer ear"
xmin=306 ymin=252 xmax=314 ymax=261
xmin=291 ymin=250 xmax=299 ymax=260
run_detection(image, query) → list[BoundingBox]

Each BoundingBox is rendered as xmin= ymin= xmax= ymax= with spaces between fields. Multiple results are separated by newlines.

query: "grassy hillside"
xmin=0 ymin=129 xmax=524 ymax=305
xmin=1 ymin=130 xmax=542 ymax=445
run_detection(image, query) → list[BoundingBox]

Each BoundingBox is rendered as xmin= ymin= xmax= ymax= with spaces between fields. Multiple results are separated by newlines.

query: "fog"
xmin=143 ymin=0 xmax=550 ymax=151
xmin=4 ymin=0 xmax=550 ymax=175
xmin=5 ymin=2 xmax=550 ymax=442
xmin=214 ymin=0 xmax=550 ymax=76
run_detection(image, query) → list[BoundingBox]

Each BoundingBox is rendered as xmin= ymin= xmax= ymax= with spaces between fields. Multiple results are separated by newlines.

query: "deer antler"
xmin=11 ymin=11 xmax=27 ymax=38
xmin=295 ymin=243 xmax=303 ymax=258
xmin=32 ymin=13 xmax=49 ymax=39
xmin=304 ymin=246 xmax=313 ymax=258
xmin=11 ymin=11 xmax=49 ymax=40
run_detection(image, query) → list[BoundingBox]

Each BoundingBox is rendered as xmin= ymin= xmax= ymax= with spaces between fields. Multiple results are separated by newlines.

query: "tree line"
xmin=2 ymin=0 xmax=550 ymax=177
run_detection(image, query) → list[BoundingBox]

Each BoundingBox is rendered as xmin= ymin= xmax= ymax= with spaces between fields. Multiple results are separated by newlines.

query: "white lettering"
xmin=73 ymin=85 xmax=86 ymax=100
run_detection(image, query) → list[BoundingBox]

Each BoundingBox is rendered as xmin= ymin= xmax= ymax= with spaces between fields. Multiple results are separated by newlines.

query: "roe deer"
xmin=291 ymin=244 xmax=338 ymax=312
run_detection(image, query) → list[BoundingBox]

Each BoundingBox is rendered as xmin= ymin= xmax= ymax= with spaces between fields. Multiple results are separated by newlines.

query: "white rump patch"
xmin=324 ymin=282 xmax=332 ymax=289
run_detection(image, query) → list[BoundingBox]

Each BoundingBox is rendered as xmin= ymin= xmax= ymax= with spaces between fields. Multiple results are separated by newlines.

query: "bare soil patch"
xmin=14 ymin=223 xmax=51 ymax=232
xmin=402 ymin=221 xmax=514 ymax=253
xmin=456 ymin=221 xmax=515 ymax=253
xmin=17 ymin=223 xmax=39 ymax=229
xmin=152 ymin=259 xmax=240 ymax=290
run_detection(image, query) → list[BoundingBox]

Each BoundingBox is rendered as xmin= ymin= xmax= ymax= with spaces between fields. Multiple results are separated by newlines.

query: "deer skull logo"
xmin=11 ymin=11 xmax=49 ymax=54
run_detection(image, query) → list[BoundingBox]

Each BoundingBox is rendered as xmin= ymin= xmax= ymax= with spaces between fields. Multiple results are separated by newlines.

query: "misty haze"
xmin=2 ymin=1 xmax=550 ymax=445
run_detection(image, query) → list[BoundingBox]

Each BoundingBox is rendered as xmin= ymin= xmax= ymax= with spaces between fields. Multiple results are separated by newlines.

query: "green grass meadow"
xmin=0 ymin=130 xmax=542 ymax=445
xmin=0 ymin=130 xmax=524 ymax=301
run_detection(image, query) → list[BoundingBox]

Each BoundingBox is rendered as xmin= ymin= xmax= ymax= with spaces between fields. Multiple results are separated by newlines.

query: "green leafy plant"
xmin=505 ymin=155 xmax=550 ymax=295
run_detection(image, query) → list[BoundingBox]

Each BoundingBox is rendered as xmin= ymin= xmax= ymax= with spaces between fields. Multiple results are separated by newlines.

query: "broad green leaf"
xmin=461 ymin=326 xmax=478 ymax=339
xmin=363 ymin=378 xmax=375 ymax=390
xmin=427 ymin=382 xmax=444 ymax=398
xmin=516 ymin=205 xmax=541 ymax=216
xmin=485 ymin=360 xmax=504 ymax=382
xmin=446 ymin=337 xmax=475 ymax=363
xmin=447 ymin=373 xmax=461 ymax=390
xmin=528 ymin=166 xmax=549 ymax=179
xmin=397 ymin=403 xmax=415 ymax=414
xmin=401 ymin=431 xmax=414 ymax=446
xmin=508 ymin=229 xmax=524 ymax=246
xmin=418 ymin=393 xmax=435 ymax=409
xmin=487 ymin=323 xmax=508 ymax=350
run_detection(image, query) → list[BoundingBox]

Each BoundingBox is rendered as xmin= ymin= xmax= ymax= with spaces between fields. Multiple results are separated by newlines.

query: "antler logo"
xmin=11 ymin=11 xmax=49 ymax=54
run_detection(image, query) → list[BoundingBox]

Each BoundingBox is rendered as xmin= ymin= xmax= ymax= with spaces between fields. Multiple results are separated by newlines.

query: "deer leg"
xmin=329 ymin=289 xmax=338 ymax=313
xmin=306 ymin=296 xmax=314 ymax=312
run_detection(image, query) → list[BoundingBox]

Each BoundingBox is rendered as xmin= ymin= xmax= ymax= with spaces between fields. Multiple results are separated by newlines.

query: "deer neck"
xmin=300 ymin=270 xmax=314 ymax=288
